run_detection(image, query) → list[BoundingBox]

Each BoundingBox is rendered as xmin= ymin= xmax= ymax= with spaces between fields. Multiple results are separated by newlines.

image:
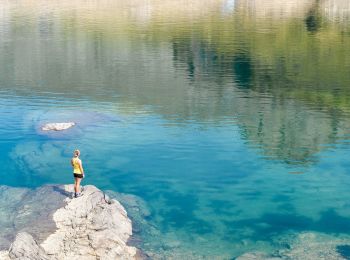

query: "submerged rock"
xmin=0 ymin=185 xmax=138 ymax=260
xmin=236 ymin=232 xmax=350 ymax=260
xmin=41 ymin=122 xmax=75 ymax=131
xmin=0 ymin=185 xmax=67 ymax=250
xmin=278 ymin=232 xmax=350 ymax=260
xmin=236 ymin=252 xmax=281 ymax=260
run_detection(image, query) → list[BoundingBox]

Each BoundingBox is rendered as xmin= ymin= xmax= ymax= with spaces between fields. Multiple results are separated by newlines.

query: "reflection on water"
xmin=1 ymin=0 xmax=350 ymax=258
xmin=1 ymin=0 xmax=350 ymax=164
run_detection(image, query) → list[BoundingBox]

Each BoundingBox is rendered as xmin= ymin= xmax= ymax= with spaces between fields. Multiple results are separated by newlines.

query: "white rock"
xmin=8 ymin=232 xmax=49 ymax=260
xmin=41 ymin=185 xmax=137 ymax=260
xmin=0 ymin=251 xmax=10 ymax=260
xmin=41 ymin=122 xmax=75 ymax=131
xmin=1 ymin=185 xmax=138 ymax=260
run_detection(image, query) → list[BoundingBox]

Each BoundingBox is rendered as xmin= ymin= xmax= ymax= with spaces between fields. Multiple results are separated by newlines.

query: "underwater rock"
xmin=0 ymin=185 xmax=67 ymax=250
xmin=0 ymin=185 xmax=138 ymax=260
xmin=236 ymin=232 xmax=350 ymax=260
xmin=41 ymin=122 xmax=75 ymax=131
xmin=278 ymin=232 xmax=349 ymax=260
xmin=236 ymin=252 xmax=281 ymax=260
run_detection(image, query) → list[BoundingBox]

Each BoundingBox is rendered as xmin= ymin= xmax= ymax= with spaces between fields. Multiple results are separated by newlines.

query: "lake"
xmin=1 ymin=0 xmax=350 ymax=258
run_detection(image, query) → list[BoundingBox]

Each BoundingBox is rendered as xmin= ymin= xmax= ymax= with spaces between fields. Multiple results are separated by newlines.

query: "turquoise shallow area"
xmin=2 ymin=0 xmax=350 ymax=258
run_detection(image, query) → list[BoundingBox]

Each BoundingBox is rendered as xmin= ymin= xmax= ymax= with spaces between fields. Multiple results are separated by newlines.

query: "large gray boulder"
xmin=0 ymin=185 xmax=138 ymax=260
xmin=8 ymin=232 xmax=48 ymax=260
xmin=41 ymin=185 xmax=137 ymax=260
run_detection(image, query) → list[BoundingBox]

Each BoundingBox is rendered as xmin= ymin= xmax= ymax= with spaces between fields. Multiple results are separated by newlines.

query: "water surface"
xmin=1 ymin=0 xmax=350 ymax=258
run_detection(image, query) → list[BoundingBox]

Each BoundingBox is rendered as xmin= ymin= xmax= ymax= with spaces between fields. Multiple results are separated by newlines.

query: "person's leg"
xmin=76 ymin=177 xmax=82 ymax=194
xmin=74 ymin=177 xmax=78 ymax=194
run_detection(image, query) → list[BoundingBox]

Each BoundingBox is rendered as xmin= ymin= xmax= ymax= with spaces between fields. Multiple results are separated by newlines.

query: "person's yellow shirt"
xmin=72 ymin=158 xmax=82 ymax=174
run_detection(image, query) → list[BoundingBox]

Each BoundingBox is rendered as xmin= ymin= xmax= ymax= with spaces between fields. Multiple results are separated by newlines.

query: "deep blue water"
xmin=1 ymin=0 xmax=350 ymax=258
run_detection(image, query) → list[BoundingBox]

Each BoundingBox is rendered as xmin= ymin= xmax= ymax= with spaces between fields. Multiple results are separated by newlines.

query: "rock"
xmin=41 ymin=123 xmax=75 ymax=131
xmin=235 ymin=252 xmax=281 ymax=260
xmin=236 ymin=232 xmax=350 ymax=260
xmin=8 ymin=232 xmax=49 ymax=260
xmin=41 ymin=185 xmax=137 ymax=259
xmin=104 ymin=190 xmax=153 ymax=247
xmin=0 ymin=185 xmax=67 ymax=250
xmin=0 ymin=185 xmax=138 ymax=260
xmin=13 ymin=186 xmax=69 ymax=245
xmin=278 ymin=232 xmax=348 ymax=260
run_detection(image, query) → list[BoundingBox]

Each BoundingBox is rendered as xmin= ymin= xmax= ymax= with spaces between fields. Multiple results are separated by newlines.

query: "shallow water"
xmin=1 ymin=0 xmax=350 ymax=258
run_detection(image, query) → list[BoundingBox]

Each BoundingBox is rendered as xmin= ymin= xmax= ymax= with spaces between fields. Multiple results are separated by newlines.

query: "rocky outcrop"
xmin=0 ymin=185 xmax=138 ymax=260
xmin=7 ymin=232 xmax=49 ymax=260
xmin=41 ymin=122 xmax=75 ymax=131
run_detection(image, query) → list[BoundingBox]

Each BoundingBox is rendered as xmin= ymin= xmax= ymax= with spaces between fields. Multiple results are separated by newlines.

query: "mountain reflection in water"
xmin=1 ymin=0 xmax=350 ymax=165
xmin=1 ymin=1 xmax=350 ymax=258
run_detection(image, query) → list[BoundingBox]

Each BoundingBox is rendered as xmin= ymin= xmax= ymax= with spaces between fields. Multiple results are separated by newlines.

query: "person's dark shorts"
xmin=74 ymin=173 xmax=84 ymax=178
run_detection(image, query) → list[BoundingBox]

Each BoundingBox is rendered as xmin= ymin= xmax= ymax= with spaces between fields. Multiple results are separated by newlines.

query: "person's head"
xmin=73 ymin=149 xmax=80 ymax=157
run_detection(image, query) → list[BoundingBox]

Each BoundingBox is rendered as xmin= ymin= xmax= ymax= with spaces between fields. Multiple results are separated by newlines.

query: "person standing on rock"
xmin=71 ymin=149 xmax=84 ymax=198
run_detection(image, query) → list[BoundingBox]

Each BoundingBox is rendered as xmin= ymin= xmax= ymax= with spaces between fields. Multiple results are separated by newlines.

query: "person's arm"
xmin=71 ymin=159 xmax=74 ymax=167
xmin=79 ymin=160 xmax=85 ymax=176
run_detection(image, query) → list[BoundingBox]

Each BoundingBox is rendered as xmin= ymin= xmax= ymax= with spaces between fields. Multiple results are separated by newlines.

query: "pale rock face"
xmin=41 ymin=122 xmax=75 ymax=131
xmin=41 ymin=185 xmax=137 ymax=260
xmin=0 ymin=185 xmax=138 ymax=260
xmin=8 ymin=232 xmax=49 ymax=260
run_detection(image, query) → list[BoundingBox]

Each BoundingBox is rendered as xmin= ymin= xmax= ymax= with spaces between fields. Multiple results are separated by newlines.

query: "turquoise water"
xmin=2 ymin=0 xmax=350 ymax=258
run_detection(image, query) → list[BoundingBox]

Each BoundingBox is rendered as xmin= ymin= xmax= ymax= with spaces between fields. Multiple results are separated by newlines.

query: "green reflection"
xmin=1 ymin=0 xmax=350 ymax=164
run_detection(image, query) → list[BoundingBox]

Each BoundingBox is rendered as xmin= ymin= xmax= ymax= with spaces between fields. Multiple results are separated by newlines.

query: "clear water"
xmin=1 ymin=0 xmax=350 ymax=258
